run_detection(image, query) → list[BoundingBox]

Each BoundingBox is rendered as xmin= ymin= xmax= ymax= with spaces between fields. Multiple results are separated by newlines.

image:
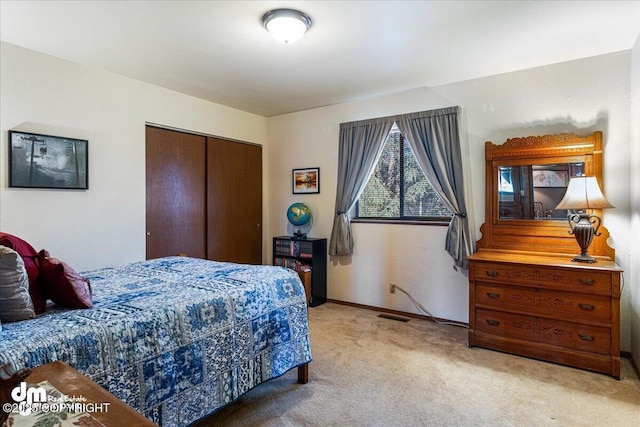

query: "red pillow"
xmin=38 ymin=250 xmax=92 ymax=309
xmin=0 ymin=232 xmax=46 ymax=314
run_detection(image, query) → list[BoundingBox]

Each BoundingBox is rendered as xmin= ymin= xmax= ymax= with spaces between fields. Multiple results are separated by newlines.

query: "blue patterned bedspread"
xmin=0 ymin=257 xmax=312 ymax=426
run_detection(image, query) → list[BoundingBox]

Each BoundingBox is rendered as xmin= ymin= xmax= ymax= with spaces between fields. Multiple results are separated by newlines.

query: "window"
xmin=355 ymin=126 xmax=452 ymax=222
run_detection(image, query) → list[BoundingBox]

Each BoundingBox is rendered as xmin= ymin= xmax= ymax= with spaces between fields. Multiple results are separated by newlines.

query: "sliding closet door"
xmin=207 ymin=137 xmax=262 ymax=264
xmin=146 ymin=126 xmax=207 ymax=259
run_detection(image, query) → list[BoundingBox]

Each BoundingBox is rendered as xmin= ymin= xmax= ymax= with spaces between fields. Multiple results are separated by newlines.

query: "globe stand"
xmin=292 ymin=230 xmax=307 ymax=240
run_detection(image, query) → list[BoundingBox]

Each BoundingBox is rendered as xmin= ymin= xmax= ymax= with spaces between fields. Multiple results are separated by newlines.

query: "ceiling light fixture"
xmin=261 ymin=9 xmax=312 ymax=44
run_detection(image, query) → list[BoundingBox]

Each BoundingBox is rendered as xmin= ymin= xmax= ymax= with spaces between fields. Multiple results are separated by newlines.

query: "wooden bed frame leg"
xmin=297 ymin=364 xmax=308 ymax=384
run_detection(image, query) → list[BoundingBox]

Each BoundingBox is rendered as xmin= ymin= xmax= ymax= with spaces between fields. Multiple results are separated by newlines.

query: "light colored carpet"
xmin=196 ymin=303 xmax=640 ymax=426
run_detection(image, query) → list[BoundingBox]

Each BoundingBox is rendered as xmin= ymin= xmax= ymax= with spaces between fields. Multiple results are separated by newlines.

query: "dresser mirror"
xmin=477 ymin=131 xmax=614 ymax=259
xmin=498 ymin=161 xmax=585 ymax=220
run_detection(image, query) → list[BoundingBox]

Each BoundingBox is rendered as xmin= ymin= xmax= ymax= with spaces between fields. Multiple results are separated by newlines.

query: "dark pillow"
xmin=0 ymin=245 xmax=36 ymax=322
xmin=0 ymin=232 xmax=46 ymax=314
xmin=38 ymin=250 xmax=92 ymax=309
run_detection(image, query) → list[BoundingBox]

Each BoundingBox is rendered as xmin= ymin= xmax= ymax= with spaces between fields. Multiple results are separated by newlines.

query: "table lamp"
xmin=555 ymin=176 xmax=614 ymax=263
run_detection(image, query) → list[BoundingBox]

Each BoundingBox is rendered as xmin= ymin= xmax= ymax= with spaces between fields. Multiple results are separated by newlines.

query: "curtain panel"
xmin=395 ymin=106 xmax=475 ymax=269
xmin=329 ymin=106 xmax=475 ymax=269
xmin=328 ymin=118 xmax=394 ymax=256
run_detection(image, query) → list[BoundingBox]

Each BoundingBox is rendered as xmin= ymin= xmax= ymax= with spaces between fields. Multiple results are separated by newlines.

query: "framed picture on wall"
xmin=292 ymin=167 xmax=320 ymax=194
xmin=9 ymin=130 xmax=89 ymax=189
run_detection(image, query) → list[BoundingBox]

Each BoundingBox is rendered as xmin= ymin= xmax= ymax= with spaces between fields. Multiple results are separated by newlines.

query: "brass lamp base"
xmin=567 ymin=213 xmax=601 ymax=263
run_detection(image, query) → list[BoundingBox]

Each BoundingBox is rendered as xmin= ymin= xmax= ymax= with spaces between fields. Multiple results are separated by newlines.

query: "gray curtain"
xmin=328 ymin=118 xmax=394 ymax=256
xmin=395 ymin=106 xmax=475 ymax=268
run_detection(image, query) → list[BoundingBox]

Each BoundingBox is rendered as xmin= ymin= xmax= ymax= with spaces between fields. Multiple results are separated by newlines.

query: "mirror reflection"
xmin=498 ymin=162 xmax=584 ymax=219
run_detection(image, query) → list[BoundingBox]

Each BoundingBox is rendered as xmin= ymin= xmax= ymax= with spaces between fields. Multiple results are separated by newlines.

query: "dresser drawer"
xmin=538 ymin=289 xmax=611 ymax=322
xmin=537 ymin=269 xmax=613 ymax=295
xmin=476 ymin=309 xmax=535 ymax=340
xmin=476 ymin=283 xmax=611 ymax=322
xmin=476 ymin=283 xmax=536 ymax=310
xmin=537 ymin=317 xmax=611 ymax=355
xmin=472 ymin=262 xmax=535 ymax=285
xmin=472 ymin=261 xmax=612 ymax=295
xmin=476 ymin=309 xmax=611 ymax=355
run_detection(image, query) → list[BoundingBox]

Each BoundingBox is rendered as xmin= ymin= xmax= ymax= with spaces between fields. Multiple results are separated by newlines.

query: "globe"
xmin=287 ymin=202 xmax=312 ymax=226
xmin=287 ymin=202 xmax=312 ymax=239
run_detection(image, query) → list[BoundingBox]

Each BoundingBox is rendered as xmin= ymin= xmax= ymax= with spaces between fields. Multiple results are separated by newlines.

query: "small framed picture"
xmin=292 ymin=167 xmax=319 ymax=194
xmin=532 ymin=170 xmax=568 ymax=188
xmin=9 ymin=130 xmax=88 ymax=189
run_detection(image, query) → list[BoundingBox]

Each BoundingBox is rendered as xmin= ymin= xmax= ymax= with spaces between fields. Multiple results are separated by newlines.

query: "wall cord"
xmin=393 ymin=284 xmax=468 ymax=328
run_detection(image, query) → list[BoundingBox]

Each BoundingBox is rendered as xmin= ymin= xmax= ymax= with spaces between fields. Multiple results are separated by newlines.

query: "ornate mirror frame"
xmin=476 ymin=131 xmax=615 ymax=260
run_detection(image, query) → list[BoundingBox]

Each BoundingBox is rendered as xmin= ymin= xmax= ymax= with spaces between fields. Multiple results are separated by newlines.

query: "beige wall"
xmin=267 ymin=52 xmax=634 ymax=352
xmin=1 ymin=41 xmax=636 ymax=358
xmin=630 ymin=34 xmax=640 ymax=363
xmin=0 ymin=42 xmax=268 ymax=271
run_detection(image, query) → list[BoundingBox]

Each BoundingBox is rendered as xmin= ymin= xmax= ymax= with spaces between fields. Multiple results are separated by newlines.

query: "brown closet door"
xmin=146 ymin=126 xmax=206 ymax=259
xmin=207 ymin=137 xmax=262 ymax=264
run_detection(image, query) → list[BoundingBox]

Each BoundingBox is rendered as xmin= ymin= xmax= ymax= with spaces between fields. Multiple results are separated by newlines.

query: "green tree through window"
xmin=356 ymin=126 xmax=452 ymax=221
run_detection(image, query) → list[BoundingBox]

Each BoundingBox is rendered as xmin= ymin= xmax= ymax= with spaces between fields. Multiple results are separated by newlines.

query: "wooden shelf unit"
xmin=273 ymin=236 xmax=327 ymax=307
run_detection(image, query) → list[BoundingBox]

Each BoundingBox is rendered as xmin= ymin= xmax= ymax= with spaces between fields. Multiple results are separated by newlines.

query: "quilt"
xmin=0 ymin=256 xmax=312 ymax=426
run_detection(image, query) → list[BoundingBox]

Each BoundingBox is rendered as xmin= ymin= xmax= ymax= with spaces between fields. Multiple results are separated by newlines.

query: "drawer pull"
xmin=486 ymin=319 xmax=500 ymax=327
xmin=578 ymin=278 xmax=595 ymax=286
xmin=579 ymin=334 xmax=595 ymax=342
xmin=485 ymin=270 xmax=499 ymax=277
xmin=486 ymin=292 xmax=500 ymax=299
xmin=578 ymin=303 xmax=595 ymax=311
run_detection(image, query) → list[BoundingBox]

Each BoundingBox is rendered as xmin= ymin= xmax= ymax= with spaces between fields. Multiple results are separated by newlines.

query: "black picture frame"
xmin=292 ymin=167 xmax=320 ymax=194
xmin=9 ymin=130 xmax=88 ymax=190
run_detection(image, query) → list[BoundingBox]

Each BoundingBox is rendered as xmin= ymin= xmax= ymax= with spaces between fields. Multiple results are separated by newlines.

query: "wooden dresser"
xmin=468 ymin=250 xmax=622 ymax=378
xmin=469 ymin=132 xmax=622 ymax=378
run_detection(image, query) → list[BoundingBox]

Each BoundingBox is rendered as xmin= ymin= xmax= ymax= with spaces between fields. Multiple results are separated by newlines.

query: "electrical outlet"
xmin=389 ymin=283 xmax=396 ymax=294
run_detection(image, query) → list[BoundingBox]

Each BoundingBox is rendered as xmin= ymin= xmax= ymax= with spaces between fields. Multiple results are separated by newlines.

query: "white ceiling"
xmin=1 ymin=1 xmax=639 ymax=117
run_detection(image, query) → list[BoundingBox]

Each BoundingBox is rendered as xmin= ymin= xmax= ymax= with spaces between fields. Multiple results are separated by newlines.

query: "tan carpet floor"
xmin=196 ymin=302 xmax=640 ymax=426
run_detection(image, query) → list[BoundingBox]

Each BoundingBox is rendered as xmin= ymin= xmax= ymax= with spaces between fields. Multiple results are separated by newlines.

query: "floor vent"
xmin=377 ymin=313 xmax=410 ymax=322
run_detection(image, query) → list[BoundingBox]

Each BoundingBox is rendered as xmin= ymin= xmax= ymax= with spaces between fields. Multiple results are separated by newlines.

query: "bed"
xmin=0 ymin=256 xmax=312 ymax=426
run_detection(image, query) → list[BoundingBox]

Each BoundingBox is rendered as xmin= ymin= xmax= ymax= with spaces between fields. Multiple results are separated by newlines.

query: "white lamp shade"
xmin=262 ymin=9 xmax=311 ymax=44
xmin=555 ymin=176 xmax=614 ymax=210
